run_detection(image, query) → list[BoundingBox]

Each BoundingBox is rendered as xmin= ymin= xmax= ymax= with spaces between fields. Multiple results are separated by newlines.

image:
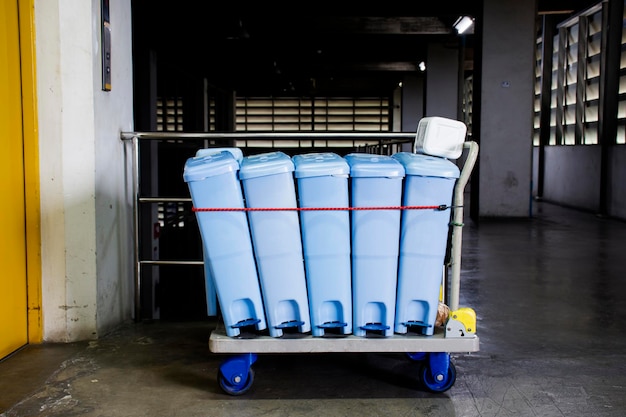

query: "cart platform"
xmin=209 ymin=326 xmax=479 ymax=354
xmin=209 ymin=323 xmax=478 ymax=395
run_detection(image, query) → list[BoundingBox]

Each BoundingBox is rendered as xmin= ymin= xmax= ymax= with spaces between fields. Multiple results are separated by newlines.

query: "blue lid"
xmin=182 ymin=151 xmax=239 ymax=183
xmin=392 ymin=152 xmax=460 ymax=179
xmin=344 ymin=153 xmax=405 ymax=178
xmin=196 ymin=147 xmax=244 ymax=163
xmin=293 ymin=152 xmax=350 ymax=178
xmin=239 ymin=151 xmax=294 ymax=180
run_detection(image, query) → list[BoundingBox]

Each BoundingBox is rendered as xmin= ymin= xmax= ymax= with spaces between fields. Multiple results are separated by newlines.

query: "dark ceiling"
xmin=131 ymin=1 xmax=601 ymax=97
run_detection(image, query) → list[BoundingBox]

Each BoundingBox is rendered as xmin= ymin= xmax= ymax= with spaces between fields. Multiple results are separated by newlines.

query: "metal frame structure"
xmin=120 ymin=131 xmax=416 ymax=320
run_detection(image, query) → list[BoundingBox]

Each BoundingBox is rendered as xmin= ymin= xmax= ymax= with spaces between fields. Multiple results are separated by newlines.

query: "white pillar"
xmin=36 ymin=0 xmax=134 ymax=341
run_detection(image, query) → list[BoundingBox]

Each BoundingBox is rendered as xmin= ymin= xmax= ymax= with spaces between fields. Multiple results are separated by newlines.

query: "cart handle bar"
xmin=193 ymin=205 xmax=456 ymax=212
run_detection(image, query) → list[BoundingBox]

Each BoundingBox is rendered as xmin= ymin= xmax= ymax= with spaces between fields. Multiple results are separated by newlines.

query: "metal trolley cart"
xmin=207 ymin=141 xmax=480 ymax=396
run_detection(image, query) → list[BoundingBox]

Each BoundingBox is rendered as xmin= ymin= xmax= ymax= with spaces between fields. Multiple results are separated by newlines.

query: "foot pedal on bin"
xmin=318 ymin=321 xmax=348 ymax=329
xmin=231 ymin=318 xmax=262 ymax=329
xmin=275 ymin=320 xmax=305 ymax=329
xmin=360 ymin=323 xmax=391 ymax=337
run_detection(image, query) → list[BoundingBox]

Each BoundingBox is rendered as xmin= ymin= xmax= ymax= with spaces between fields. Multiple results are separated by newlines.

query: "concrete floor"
xmin=2 ymin=201 xmax=626 ymax=417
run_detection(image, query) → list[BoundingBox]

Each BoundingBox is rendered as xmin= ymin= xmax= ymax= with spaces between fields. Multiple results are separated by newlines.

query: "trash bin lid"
xmin=344 ymin=153 xmax=405 ymax=178
xmin=239 ymin=151 xmax=294 ymax=179
xmin=196 ymin=147 xmax=244 ymax=163
xmin=182 ymin=151 xmax=239 ymax=183
xmin=392 ymin=152 xmax=460 ymax=179
xmin=293 ymin=152 xmax=350 ymax=178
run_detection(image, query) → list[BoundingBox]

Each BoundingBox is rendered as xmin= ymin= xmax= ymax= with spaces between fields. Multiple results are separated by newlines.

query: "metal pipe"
xmin=139 ymin=197 xmax=192 ymax=203
xmin=140 ymin=260 xmax=203 ymax=266
xmin=131 ymin=135 xmax=141 ymax=321
xmin=448 ymin=141 xmax=479 ymax=311
xmin=120 ymin=131 xmax=416 ymax=141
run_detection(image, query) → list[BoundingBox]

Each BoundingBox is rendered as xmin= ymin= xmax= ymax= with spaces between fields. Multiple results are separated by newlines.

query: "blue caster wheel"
xmin=218 ymin=367 xmax=254 ymax=396
xmin=217 ymin=353 xmax=257 ymax=396
xmin=420 ymin=359 xmax=456 ymax=393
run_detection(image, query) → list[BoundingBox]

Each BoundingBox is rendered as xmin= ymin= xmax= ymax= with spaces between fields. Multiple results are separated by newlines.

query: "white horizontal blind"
xmin=533 ymin=37 xmax=543 ymax=146
xmin=462 ymin=75 xmax=473 ymax=136
xmin=563 ymin=22 xmax=577 ymax=145
xmin=235 ymin=97 xmax=390 ymax=132
xmin=618 ymin=3 xmax=626 ymax=144
xmin=156 ymin=97 xmax=184 ymax=132
xmin=536 ymin=4 xmax=607 ymax=146
xmin=585 ymin=10 xmax=603 ymax=144
xmin=155 ymin=95 xmax=391 ymax=149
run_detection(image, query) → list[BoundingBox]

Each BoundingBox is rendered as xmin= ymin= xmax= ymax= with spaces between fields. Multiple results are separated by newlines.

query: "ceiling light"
xmin=453 ymin=16 xmax=474 ymax=35
xmin=418 ymin=61 xmax=426 ymax=72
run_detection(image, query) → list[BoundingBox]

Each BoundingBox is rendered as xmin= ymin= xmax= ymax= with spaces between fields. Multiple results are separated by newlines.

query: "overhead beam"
xmin=318 ymin=17 xmax=453 ymax=35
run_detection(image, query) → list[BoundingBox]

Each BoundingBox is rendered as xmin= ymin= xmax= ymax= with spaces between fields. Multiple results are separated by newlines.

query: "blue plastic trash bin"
xmin=183 ymin=151 xmax=266 ymax=337
xmin=293 ymin=152 xmax=352 ymax=337
xmin=391 ymin=152 xmax=460 ymax=336
xmin=193 ymin=148 xmax=244 ymax=317
xmin=239 ymin=151 xmax=311 ymax=337
xmin=344 ymin=153 xmax=405 ymax=337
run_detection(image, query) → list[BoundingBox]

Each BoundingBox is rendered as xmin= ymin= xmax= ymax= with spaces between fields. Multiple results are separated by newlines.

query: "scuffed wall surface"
xmin=92 ymin=0 xmax=135 ymax=336
xmin=36 ymin=0 xmax=134 ymax=342
xmin=542 ymin=146 xmax=601 ymax=212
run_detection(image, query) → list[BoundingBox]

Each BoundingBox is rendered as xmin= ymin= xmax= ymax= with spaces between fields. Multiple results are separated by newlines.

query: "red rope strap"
xmin=192 ymin=205 xmax=449 ymax=212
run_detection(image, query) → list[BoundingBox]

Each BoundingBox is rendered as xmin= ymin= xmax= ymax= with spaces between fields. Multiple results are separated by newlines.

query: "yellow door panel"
xmin=0 ymin=0 xmax=29 ymax=359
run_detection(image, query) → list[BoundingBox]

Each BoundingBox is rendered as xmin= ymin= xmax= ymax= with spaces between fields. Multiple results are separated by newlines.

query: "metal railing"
xmin=120 ymin=131 xmax=416 ymax=320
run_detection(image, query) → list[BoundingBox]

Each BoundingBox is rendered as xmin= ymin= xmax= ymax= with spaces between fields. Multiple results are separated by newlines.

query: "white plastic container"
xmin=344 ymin=153 xmax=405 ymax=337
xmin=392 ymin=152 xmax=460 ymax=336
xmin=183 ymin=151 xmax=266 ymax=337
xmin=239 ymin=151 xmax=311 ymax=338
xmin=414 ymin=117 xmax=467 ymax=159
xmin=293 ymin=152 xmax=352 ymax=337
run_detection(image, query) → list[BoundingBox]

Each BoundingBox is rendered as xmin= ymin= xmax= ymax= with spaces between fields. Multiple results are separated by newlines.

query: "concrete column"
xmin=401 ymin=73 xmax=424 ymax=133
xmin=426 ymin=43 xmax=459 ymax=119
xmin=478 ymin=0 xmax=537 ymax=217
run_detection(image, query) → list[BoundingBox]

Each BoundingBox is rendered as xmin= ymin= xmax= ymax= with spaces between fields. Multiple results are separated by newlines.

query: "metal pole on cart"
xmin=448 ymin=141 xmax=479 ymax=311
